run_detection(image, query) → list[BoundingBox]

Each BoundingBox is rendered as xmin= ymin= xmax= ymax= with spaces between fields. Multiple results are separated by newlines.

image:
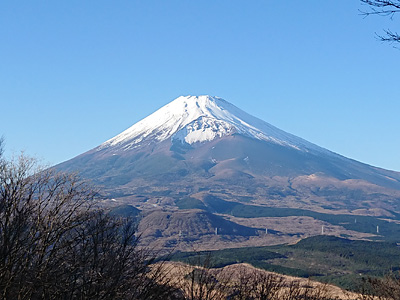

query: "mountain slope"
xmin=57 ymin=95 xmax=400 ymax=217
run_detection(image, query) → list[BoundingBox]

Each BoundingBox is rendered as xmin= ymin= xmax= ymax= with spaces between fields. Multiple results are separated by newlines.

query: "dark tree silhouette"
xmin=357 ymin=273 xmax=400 ymax=300
xmin=0 ymin=141 xmax=179 ymax=299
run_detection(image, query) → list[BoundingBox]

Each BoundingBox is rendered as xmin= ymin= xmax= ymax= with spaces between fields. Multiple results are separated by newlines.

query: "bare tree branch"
xmin=0 ymin=137 xmax=4 ymax=159
xmin=360 ymin=0 xmax=400 ymax=43
xmin=0 ymin=151 xmax=179 ymax=299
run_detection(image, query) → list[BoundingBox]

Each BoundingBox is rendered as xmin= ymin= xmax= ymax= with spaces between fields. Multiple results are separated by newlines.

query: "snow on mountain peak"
xmin=99 ymin=95 xmax=323 ymax=153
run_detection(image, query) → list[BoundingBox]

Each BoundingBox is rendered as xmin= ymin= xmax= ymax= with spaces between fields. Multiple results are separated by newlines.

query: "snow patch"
xmin=172 ymin=116 xmax=236 ymax=144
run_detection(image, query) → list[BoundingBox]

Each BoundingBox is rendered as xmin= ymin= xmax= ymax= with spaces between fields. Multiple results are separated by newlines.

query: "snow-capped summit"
xmin=56 ymin=94 xmax=400 ymax=248
xmin=57 ymin=94 xmax=400 ymax=214
xmin=99 ymin=95 xmax=323 ymax=153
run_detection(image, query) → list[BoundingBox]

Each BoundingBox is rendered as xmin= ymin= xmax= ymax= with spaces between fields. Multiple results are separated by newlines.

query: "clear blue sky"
xmin=1 ymin=1 xmax=399 ymax=171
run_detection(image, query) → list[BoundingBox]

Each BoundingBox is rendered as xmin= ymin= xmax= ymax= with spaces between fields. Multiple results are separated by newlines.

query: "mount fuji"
xmin=57 ymin=95 xmax=400 ymax=225
xmin=99 ymin=95 xmax=323 ymax=153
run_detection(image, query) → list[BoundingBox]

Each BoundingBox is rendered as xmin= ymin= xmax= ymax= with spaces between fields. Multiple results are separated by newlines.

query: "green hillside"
xmin=171 ymin=235 xmax=400 ymax=291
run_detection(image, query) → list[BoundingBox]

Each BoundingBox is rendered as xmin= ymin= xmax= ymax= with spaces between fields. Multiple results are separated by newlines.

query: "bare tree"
xmin=231 ymin=267 xmax=284 ymax=300
xmin=361 ymin=0 xmax=400 ymax=43
xmin=177 ymin=252 xmax=230 ymax=300
xmin=0 ymin=147 xmax=179 ymax=299
xmin=357 ymin=273 xmax=400 ymax=300
xmin=0 ymin=137 xmax=4 ymax=158
xmin=0 ymin=153 xmax=94 ymax=298
xmin=227 ymin=265 xmax=334 ymax=300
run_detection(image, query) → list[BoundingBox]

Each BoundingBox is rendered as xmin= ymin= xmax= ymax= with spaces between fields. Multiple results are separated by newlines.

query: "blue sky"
xmin=1 ymin=1 xmax=399 ymax=171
